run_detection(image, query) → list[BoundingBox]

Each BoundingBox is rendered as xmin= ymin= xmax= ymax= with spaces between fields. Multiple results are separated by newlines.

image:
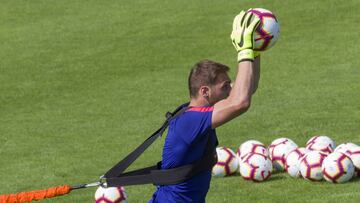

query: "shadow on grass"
xmin=265 ymin=175 xmax=286 ymax=182
xmin=271 ymin=170 xmax=284 ymax=175
xmin=343 ymin=176 xmax=360 ymax=184
xmin=215 ymin=172 xmax=287 ymax=182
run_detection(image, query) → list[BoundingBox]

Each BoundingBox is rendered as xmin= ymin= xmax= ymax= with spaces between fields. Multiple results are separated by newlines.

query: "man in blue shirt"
xmin=149 ymin=10 xmax=261 ymax=202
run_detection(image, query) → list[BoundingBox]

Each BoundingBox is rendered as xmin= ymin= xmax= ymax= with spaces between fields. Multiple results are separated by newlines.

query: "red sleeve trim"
xmin=186 ymin=106 xmax=214 ymax=112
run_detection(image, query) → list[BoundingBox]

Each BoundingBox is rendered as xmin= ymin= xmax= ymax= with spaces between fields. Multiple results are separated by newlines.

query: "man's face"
xmin=209 ymin=73 xmax=232 ymax=104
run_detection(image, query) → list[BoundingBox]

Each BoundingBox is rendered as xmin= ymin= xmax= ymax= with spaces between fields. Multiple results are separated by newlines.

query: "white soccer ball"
xmin=285 ymin=147 xmax=309 ymax=178
xmin=334 ymin=143 xmax=358 ymax=156
xmin=236 ymin=140 xmax=268 ymax=160
xmin=299 ymin=151 xmax=327 ymax=181
xmin=240 ymin=153 xmax=272 ymax=182
xmin=95 ymin=186 xmax=128 ymax=203
xmin=306 ymin=135 xmax=336 ymax=154
xmin=345 ymin=145 xmax=360 ymax=176
xmin=212 ymin=147 xmax=239 ymax=177
xmin=268 ymin=138 xmax=298 ymax=171
xmin=247 ymin=8 xmax=280 ymax=51
xmin=322 ymin=152 xmax=354 ymax=183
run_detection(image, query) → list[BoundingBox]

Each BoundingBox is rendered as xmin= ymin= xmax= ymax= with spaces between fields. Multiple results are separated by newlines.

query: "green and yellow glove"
xmin=230 ymin=10 xmax=260 ymax=62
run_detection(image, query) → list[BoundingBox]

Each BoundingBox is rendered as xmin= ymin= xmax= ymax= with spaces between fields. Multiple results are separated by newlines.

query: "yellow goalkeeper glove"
xmin=230 ymin=10 xmax=260 ymax=62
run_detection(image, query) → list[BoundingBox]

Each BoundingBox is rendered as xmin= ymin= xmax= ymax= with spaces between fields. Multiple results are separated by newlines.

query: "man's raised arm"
xmin=212 ymin=11 xmax=261 ymax=128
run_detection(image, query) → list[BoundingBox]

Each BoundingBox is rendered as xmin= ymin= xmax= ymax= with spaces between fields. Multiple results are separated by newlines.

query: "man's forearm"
xmin=227 ymin=61 xmax=254 ymax=107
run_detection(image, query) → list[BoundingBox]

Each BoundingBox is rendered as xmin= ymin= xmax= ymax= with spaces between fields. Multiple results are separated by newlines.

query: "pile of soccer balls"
xmin=212 ymin=135 xmax=360 ymax=184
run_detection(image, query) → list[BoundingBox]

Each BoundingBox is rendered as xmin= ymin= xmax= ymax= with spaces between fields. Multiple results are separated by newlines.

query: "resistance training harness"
xmin=0 ymin=103 xmax=218 ymax=203
xmin=102 ymin=103 xmax=218 ymax=187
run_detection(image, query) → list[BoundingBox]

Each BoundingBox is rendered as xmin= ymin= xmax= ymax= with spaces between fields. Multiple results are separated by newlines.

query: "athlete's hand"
xmin=231 ymin=10 xmax=260 ymax=62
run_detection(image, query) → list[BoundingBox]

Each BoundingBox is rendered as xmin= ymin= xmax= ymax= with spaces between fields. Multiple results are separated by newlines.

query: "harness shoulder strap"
xmin=106 ymin=135 xmax=217 ymax=186
xmin=103 ymin=102 xmax=218 ymax=187
xmin=104 ymin=103 xmax=189 ymax=179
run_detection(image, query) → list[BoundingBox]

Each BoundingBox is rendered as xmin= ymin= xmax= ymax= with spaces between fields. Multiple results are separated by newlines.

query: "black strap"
xmin=104 ymin=103 xmax=190 ymax=178
xmin=103 ymin=102 xmax=218 ymax=186
xmin=106 ymin=136 xmax=217 ymax=186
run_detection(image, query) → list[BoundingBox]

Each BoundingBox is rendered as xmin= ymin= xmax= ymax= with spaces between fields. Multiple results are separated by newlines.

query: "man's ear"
xmin=199 ymin=86 xmax=210 ymax=97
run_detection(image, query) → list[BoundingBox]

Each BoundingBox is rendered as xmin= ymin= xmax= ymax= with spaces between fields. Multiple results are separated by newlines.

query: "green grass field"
xmin=1 ymin=0 xmax=360 ymax=202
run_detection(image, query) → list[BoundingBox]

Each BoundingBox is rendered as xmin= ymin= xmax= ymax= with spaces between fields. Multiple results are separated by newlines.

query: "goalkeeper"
xmin=149 ymin=10 xmax=261 ymax=203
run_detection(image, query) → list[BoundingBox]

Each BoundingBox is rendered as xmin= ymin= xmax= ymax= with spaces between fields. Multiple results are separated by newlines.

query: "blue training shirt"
xmin=149 ymin=106 xmax=218 ymax=203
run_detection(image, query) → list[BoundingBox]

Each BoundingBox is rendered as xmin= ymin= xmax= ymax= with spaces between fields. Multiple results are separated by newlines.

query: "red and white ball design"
xmin=247 ymin=8 xmax=280 ymax=51
xmin=299 ymin=151 xmax=328 ymax=181
xmin=285 ymin=147 xmax=309 ymax=177
xmin=334 ymin=143 xmax=358 ymax=156
xmin=239 ymin=153 xmax=272 ymax=182
xmin=345 ymin=145 xmax=360 ymax=176
xmin=268 ymin=138 xmax=298 ymax=171
xmin=95 ymin=186 xmax=128 ymax=203
xmin=322 ymin=152 xmax=354 ymax=183
xmin=212 ymin=147 xmax=239 ymax=177
xmin=306 ymin=135 xmax=336 ymax=154
xmin=236 ymin=140 xmax=268 ymax=160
